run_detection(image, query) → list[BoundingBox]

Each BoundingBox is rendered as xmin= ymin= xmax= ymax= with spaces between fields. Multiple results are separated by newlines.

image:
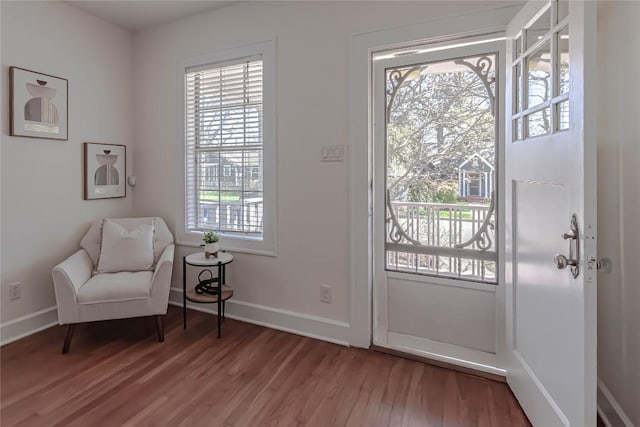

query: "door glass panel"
xmin=557 ymin=101 xmax=569 ymax=130
xmin=527 ymin=41 xmax=551 ymax=109
xmin=514 ymin=118 xmax=522 ymax=141
xmin=526 ymin=7 xmax=551 ymax=51
xmin=527 ymin=108 xmax=551 ymax=137
xmin=557 ymin=0 xmax=569 ymax=22
xmin=514 ymin=63 xmax=522 ymax=113
xmin=558 ymin=26 xmax=570 ymax=94
xmin=514 ymin=35 xmax=522 ymax=58
xmin=384 ymin=53 xmax=497 ymax=283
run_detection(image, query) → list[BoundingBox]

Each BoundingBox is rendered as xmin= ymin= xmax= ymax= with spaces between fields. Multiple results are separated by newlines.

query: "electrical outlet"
xmin=320 ymin=284 xmax=332 ymax=304
xmin=9 ymin=282 xmax=21 ymax=301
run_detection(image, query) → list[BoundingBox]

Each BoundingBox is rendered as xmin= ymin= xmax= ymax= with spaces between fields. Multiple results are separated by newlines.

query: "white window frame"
xmin=176 ymin=39 xmax=277 ymax=256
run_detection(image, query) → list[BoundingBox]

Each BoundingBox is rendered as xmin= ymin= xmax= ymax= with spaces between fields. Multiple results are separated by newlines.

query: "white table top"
xmin=185 ymin=251 xmax=233 ymax=266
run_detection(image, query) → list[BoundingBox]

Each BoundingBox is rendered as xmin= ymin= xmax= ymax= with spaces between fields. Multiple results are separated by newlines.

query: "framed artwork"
xmin=83 ymin=143 xmax=126 ymax=200
xmin=10 ymin=67 xmax=68 ymax=140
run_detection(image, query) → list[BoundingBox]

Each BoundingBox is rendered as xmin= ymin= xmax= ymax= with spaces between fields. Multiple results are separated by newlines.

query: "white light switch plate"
xmin=320 ymin=145 xmax=344 ymax=162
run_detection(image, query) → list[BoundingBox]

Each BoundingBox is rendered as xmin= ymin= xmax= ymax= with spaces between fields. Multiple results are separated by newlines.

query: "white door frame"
xmin=348 ymin=5 xmax=521 ymax=357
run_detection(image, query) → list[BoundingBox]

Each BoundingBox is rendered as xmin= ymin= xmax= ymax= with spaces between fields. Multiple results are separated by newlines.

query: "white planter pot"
xmin=204 ymin=243 xmax=219 ymax=257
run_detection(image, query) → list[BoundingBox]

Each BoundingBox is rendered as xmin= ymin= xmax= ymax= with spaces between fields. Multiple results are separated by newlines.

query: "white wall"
xmin=1 ymin=2 xmax=134 ymax=324
xmin=132 ymin=1 xmax=516 ymax=336
xmin=597 ymin=2 xmax=640 ymax=425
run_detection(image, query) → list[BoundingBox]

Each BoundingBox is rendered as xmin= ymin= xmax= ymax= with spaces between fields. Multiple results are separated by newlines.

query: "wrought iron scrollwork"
xmin=386 ymin=190 xmax=420 ymax=245
xmin=384 ymin=54 xmax=497 ymax=254
xmin=386 ymin=66 xmax=420 ymax=121
xmin=454 ymin=56 xmax=496 ymax=116
xmin=454 ymin=192 xmax=495 ymax=251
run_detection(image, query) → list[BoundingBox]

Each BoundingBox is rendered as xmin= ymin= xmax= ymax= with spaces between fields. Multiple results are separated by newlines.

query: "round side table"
xmin=182 ymin=252 xmax=234 ymax=338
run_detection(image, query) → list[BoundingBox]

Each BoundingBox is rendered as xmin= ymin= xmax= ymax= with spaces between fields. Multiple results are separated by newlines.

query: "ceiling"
xmin=66 ymin=1 xmax=236 ymax=32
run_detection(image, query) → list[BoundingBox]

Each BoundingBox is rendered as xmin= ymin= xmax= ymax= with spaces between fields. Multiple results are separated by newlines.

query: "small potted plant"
xmin=202 ymin=231 xmax=220 ymax=258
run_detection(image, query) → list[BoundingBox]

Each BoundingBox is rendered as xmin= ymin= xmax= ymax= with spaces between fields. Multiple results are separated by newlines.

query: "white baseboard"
xmin=169 ymin=287 xmax=350 ymax=346
xmin=597 ymin=378 xmax=634 ymax=427
xmin=0 ymin=306 xmax=58 ymax=346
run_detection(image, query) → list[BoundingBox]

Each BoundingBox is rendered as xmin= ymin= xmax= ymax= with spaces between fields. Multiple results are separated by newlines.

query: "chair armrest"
xmin=52 ymin=249 xmax=93 ymax=305
xmin=151 ymin=244 xmax=175 ymax=293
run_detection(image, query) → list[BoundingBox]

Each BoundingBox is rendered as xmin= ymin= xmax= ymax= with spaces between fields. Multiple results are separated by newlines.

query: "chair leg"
xmin=62 ymin=324 xmax=75 ymax=354
xmin=155 ymin=315 xmax=165 ymax=343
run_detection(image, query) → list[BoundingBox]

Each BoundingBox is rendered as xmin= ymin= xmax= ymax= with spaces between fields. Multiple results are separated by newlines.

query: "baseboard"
xmin=0 ymin=306 xmax=58 ymax=346
xmin=169 ymin=288 xmax=351 ymax=346
xmin=597 ymin=379 xmax=634 ymax=427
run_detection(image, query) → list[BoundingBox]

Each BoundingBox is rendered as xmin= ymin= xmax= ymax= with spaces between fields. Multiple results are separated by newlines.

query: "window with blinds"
xmin=185 ymin=56 xmax=264 ymax=238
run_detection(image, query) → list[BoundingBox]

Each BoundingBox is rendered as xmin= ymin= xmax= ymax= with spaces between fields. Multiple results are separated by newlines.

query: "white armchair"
xmin=52 ymin=217 xmax=175 ymax=353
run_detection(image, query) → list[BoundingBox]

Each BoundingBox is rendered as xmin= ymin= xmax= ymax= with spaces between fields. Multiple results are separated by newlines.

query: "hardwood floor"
xmin=1 ymin=306 xmax=530 ymax=427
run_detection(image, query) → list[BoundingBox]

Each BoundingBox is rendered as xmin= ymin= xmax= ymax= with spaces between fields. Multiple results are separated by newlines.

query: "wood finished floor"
xmin=1 ymin=306 xmax=530 ymax=427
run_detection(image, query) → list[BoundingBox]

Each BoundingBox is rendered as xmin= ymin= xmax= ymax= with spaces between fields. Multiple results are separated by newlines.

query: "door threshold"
xmin=371 ymin=344 xmax=507 ymax=383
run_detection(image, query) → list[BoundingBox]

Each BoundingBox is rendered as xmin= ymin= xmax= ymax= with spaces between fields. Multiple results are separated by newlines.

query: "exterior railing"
xmin=199 ymin=198 xmax=263 ymax=234
xmin=386 ymin=200 xmax=496 ymax=282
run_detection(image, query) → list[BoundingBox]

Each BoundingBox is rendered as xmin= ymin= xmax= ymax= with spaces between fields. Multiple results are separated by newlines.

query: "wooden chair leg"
xmin=155 ymin=315 xmax=165 ymax=343
xmin=62 ymin=324 xmax=75 ymax=354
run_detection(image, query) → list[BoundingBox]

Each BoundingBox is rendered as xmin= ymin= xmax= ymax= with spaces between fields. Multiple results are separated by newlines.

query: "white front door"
xmin=505 ymin=1 xmax=597 ymax=425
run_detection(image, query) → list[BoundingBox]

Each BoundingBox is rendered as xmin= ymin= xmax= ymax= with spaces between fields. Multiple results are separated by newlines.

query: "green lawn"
xmin=439 ymin=210 xmax=474 ymax=220
xmin=200 ymin=191 xmax=241 ymax=202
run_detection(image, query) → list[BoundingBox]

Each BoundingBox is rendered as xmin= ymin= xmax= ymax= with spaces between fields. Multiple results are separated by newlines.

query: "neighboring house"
xmin=199 ymin=154 xmax=263 ymax=232
xmin=458 ymin=152 xmax=494 ymax=200
xmin=200 ymin=156 xmax=261 ymax=192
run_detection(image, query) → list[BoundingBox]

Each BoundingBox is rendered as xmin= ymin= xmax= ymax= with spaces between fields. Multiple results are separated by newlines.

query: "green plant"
xmin=202 ymin=231 xmax=219 ymax=244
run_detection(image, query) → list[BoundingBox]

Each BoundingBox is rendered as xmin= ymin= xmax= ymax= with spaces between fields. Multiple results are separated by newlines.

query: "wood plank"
xmin=0 ymin=306 xmax=530 ymax=427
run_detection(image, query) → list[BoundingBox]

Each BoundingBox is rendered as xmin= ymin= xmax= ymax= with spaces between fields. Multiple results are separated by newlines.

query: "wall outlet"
xmin=9 ymin=282 xmax=21 ymax=301
xmin=320 ymin=284 xmax=332 ymax=304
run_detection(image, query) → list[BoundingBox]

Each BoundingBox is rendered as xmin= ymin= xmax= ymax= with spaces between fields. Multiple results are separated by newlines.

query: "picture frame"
xmin=83 ymin=142 xmax=126 ymax=200
xmin=10 ymin=66 xmax=68 ymax=140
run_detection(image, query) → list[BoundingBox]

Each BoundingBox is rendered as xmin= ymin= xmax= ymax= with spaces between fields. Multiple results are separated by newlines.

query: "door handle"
xmin=554 ymin=214 xmax=580 ymax=278
xmin=554 ymin=254 xmax=578 ymax=269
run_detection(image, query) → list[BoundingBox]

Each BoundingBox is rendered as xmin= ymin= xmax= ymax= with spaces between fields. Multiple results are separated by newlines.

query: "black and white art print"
xmin=83 ymin=142 xmax=126 ymax=200
xmin=10 ymin=67 xmax=68 ymax=140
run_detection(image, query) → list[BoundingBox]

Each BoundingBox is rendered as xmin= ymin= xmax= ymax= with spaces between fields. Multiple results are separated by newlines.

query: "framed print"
xmin=10 ymin=67 xmax=68 ymax=140
xmin=83 ymin=143 xmax=126 ymax=200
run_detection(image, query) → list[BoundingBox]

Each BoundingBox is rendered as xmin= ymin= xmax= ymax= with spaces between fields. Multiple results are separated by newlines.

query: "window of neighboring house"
xmin=467 ymin=173 xmax=482 ymax=197
xmin=181 ymin=40 xmax=276 ymax=255
xmin=250 ymin=167 xmax=260 ymax=180
xmin=204 ymin=164 xmax=218 ymax=182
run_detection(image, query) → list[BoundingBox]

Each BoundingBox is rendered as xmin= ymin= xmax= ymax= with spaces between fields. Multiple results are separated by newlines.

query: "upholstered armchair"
xmin=52 ymin=217 xmax=175 ymax=353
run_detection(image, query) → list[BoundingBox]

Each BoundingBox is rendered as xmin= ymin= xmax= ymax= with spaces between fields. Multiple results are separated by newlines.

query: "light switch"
xmin=320 ymin=145 xmax=344 ymax=162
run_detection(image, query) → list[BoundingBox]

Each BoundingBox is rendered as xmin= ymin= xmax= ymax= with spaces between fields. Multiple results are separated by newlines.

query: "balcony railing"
xmin=386 ymin=199 xmax=496 ymax=282
xmin=199 ymin=197 xmax=263 ymax=235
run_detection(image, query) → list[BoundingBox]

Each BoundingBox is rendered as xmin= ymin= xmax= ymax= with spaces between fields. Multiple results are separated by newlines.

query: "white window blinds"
xmin=185 ymin=56 xmax=264 ymax=237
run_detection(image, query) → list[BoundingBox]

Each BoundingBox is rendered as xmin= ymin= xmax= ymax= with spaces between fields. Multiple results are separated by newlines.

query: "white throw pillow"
xmin=97 ymin=219 xmax=155 ymax=273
